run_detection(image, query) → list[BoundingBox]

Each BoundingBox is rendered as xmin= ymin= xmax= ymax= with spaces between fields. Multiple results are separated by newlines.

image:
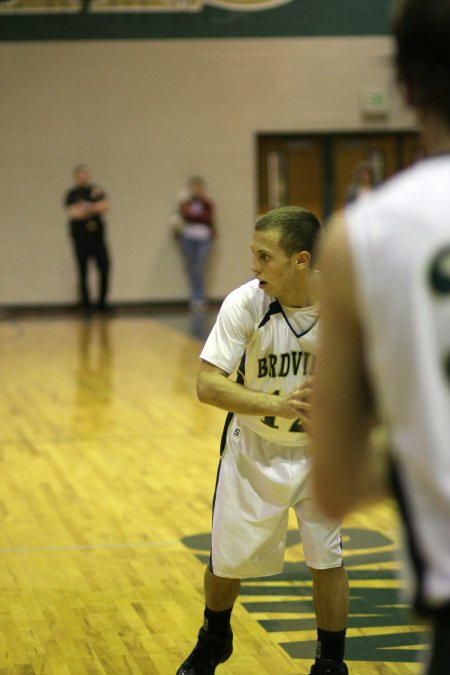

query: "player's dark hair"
xmin=255 ymin=206 xmax=322 ymax=262
xmin=394 ymin=0 xmax=450 ymax=124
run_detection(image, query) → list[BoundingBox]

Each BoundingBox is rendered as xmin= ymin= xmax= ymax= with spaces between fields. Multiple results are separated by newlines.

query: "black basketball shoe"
xmin=310 ymin=659 xmax=349 ymax=674
xmin=176 ymin=627 xmax=233 ymax=675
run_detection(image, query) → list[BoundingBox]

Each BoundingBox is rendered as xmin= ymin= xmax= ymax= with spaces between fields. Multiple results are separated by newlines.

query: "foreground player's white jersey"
xmin=200 ymin=278 xmax=318 ymax=447
xmin=346 ymin=155 xmax=450 ymax=610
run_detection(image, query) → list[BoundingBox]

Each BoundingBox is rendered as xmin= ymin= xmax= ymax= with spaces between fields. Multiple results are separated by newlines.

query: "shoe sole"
xmin=176 ymin=644 xmax=233 ymax=674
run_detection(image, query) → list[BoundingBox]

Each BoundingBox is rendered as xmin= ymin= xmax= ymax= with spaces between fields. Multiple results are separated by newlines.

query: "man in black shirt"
xmin=64 ymin=164 xmax=111 ymax=315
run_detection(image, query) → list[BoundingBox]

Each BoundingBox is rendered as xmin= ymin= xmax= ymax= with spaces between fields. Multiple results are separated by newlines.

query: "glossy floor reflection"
xmin=0 ymin=313 xmax=425 ymax=674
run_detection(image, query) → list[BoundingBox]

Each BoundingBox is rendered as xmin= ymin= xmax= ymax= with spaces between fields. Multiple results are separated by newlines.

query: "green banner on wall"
xmin=0 ymin=0 xmax=394 ymax=41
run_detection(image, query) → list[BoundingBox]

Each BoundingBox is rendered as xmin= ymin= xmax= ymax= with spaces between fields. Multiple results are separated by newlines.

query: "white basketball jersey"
xmin=200 ymin=279 xmax=319 ymax=447
xmin=346 ymin=155 xmax=450 ymax=610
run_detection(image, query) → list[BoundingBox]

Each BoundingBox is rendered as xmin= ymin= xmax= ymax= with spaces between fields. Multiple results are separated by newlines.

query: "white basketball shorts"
xmin=210 ymin=415 xmax=343 ymax=579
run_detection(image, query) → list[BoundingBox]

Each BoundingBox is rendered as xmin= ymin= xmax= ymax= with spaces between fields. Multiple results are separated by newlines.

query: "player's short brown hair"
xmin=255 ymin=206 xmax=322 ymax=263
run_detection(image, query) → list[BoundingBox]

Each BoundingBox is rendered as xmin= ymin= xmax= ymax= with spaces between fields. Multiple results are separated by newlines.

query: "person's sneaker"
xmin=176 ymin=627 xmax=233 ymax=675
xmin=310 ymin=660 xmax=349 ymax=674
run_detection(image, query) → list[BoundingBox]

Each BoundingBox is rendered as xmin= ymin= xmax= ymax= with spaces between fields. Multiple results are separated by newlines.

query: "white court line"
xmin=0 ymin=540 xmax=184 ymax=554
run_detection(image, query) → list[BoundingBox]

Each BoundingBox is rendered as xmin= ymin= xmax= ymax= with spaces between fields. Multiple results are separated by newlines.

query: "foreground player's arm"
xmin=197 ymin=359 xmax=310 ymax=420
xmin=311 ymin=213 xmax=387 ymax=519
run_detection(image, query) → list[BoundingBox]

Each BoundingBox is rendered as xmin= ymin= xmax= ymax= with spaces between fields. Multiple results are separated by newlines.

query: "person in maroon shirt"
xmin=177 ymin=176 xmax=215 ymax=312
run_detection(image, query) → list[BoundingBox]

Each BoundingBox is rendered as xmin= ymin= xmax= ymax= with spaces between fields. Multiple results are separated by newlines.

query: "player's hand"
xmin=284 ymin=377 xmax=314 ymax=434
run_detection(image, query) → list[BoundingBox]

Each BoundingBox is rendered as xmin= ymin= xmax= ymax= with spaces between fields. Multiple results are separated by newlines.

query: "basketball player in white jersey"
xmin=177 ymin=207 xmax=349 ymax=675
xmin=312 ymin=1 xmax=450 ymax=674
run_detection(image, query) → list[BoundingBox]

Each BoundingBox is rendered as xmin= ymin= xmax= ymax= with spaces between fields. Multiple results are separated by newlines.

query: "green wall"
xmin=0 ymin=0 xmax=394 ymax=41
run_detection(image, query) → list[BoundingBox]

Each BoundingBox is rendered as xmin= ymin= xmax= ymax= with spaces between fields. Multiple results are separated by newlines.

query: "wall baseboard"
xmin=0 ymin=299 xmax=223 ymax=320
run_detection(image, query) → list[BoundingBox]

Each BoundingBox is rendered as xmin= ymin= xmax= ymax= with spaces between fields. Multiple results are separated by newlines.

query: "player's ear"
xmin=296 ymin=250 xmax=311 ymax=269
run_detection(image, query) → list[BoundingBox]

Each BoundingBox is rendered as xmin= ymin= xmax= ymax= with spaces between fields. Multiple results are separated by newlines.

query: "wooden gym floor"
xmin=0 ymin=312 xmax=429 ymax=674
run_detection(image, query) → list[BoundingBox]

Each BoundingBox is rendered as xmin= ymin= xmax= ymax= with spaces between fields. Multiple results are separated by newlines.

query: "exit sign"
xmin=361 ymin=88 xmax=390 ymax=117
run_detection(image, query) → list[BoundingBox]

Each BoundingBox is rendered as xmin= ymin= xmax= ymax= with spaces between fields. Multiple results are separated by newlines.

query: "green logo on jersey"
xmin=257 ymin=351 xmax=313 ymax=378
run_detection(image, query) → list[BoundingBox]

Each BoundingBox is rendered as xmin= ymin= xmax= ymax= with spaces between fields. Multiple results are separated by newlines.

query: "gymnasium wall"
xmin=0 ymin=20 xmax=415 ymax=306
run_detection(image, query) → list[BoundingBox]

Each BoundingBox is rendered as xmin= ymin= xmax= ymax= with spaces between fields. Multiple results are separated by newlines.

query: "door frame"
xmin=257 ymin=129 xmax=423 ymax=219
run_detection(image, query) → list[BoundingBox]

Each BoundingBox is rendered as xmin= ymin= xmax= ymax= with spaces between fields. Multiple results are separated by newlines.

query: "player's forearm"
xmin=312 ymin=426 xmax=388 ymax=519
xmin=347 ymin=430 xmax=390 ymax=508
xmin=197 ymin=373 xmax=289 ymax=418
